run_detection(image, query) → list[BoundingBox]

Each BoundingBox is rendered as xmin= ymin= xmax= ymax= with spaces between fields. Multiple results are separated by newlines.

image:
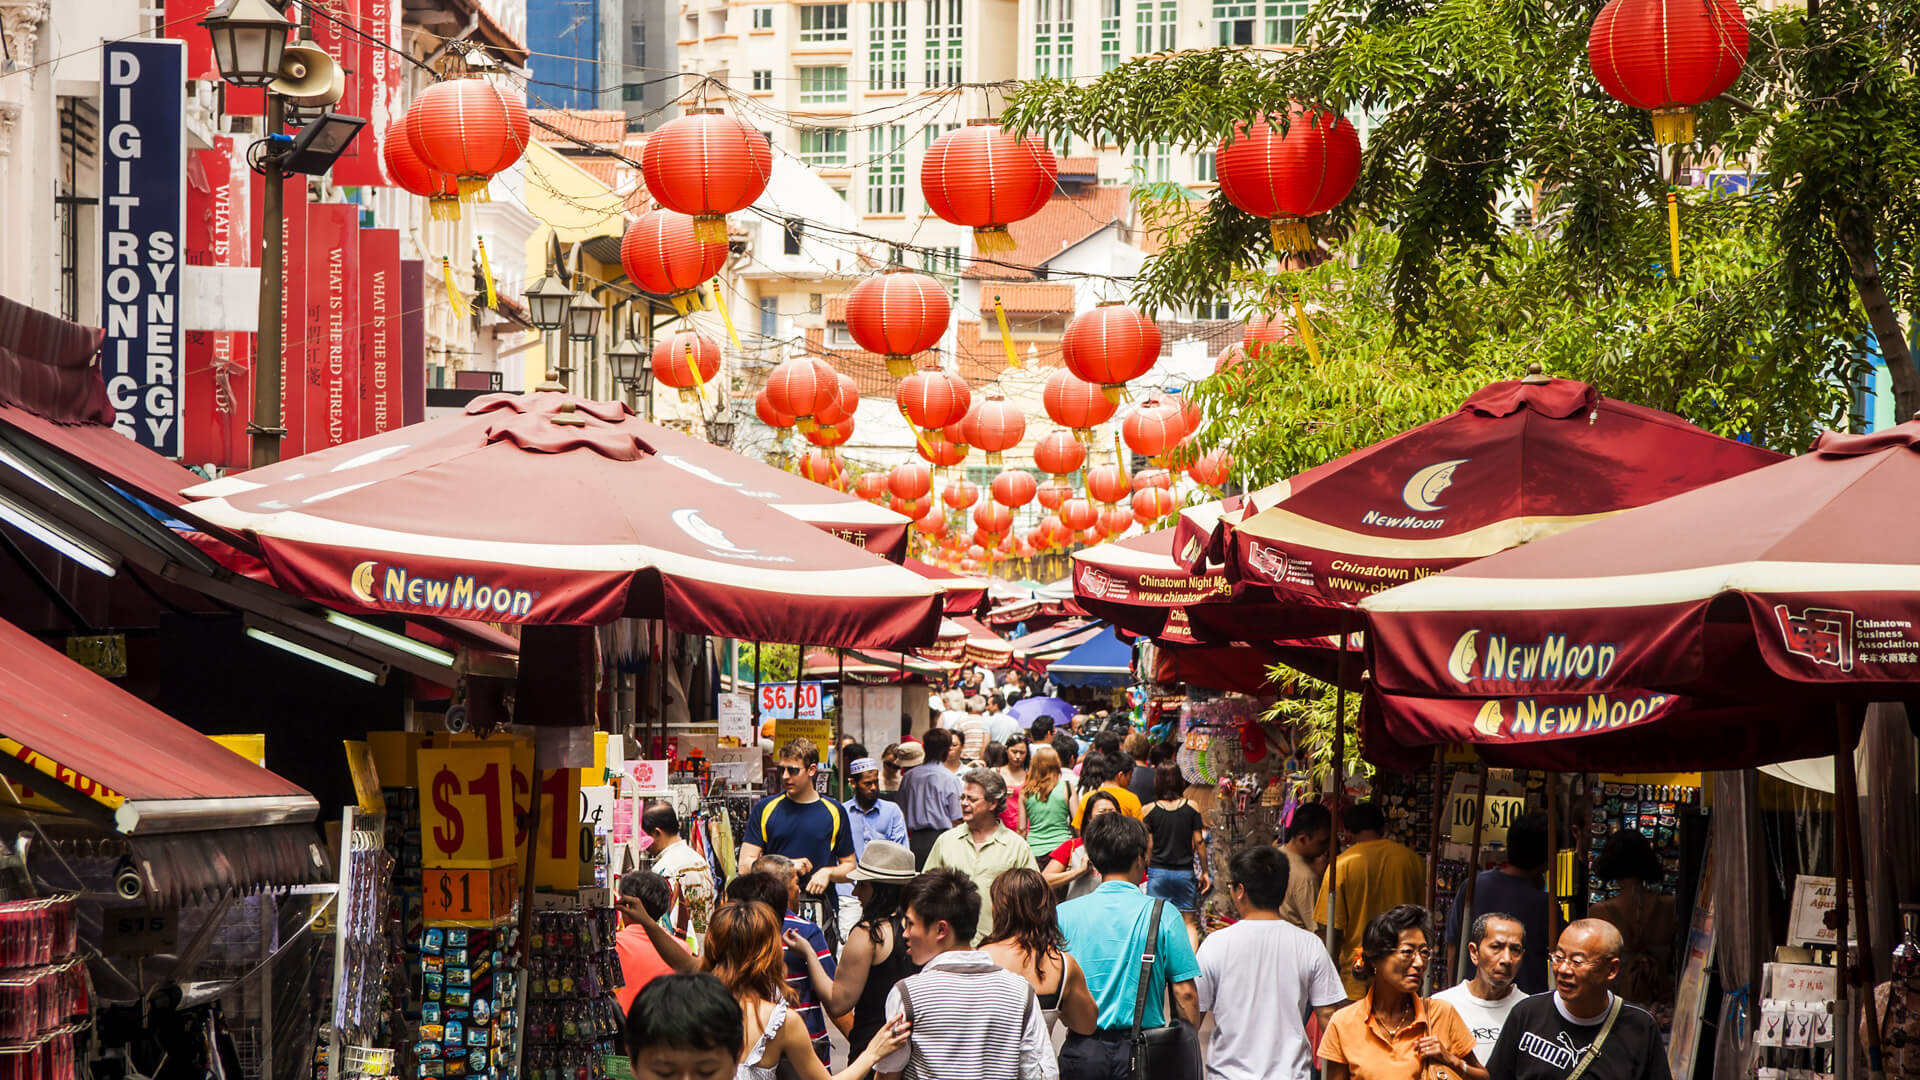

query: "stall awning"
xmin=1046 ymin=625 xmax=1134 ymax=687
xmin=0 ymin=615 xmax=320 ymax=836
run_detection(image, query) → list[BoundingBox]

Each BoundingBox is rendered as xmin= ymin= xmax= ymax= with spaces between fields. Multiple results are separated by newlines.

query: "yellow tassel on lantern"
xmin=707 ymin=282 xmax=742 ymax=349
xmin=1667 ymin=191 xmax=1682 ymax=279
xmin=975 ymin=226 xmax=1015 ymax=254
xmin=441 ymin=258 xmax=469 ymax=318
xmin=685 ymin=340 xmax=707 ymax=400
xmin=477 ymin=238 xmax=498 ymax=308
xmin=1290 ymin=290 xmax=1323 ymax=364
xmin=429 ymin=195 xmax=462 ymax=222
xmin=886 ymin=354 xmax=914 ymax=378
xmin=457 ymin=176 xmax=492 ymax=203
xmin=910 ymin=424 xmax=936 ymax=458
xmin=1270 ymin=216 xmax=1313 ymax=253
xmin=1651 ymin=107 xmax=1695 ymax=146
xmin=693 ymin=215 xmax=728 ymax=243
xmin=670 ymin=287 xmax=708 ymax=317
xmin=993 ymin=297 xmax=1021 ymax=369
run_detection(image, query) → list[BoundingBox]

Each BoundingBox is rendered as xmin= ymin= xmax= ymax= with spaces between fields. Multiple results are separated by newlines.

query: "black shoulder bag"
xmin=1129 ymin=899 xmax=1201 ymax=1080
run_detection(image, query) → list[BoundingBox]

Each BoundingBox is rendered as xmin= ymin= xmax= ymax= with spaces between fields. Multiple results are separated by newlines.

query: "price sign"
xmin=757 ymin=682 xmax=824 ymax=720
xmin=1445 ymin=772 xmax=1528 ymax=846
xmin=718 ymin=692 xmax=755 ymax=747
xmin=422 ymin=864 xmax=521 ymax=927
xmin=419 ymin=745 xmax=517 ymax=867
xmin=102 ymin=905 xmax=176 ymax=954
xmin=531 ymin=767 xmax=585 ymax=890
xmin=446 ymin=732 xmax=534 ymax=859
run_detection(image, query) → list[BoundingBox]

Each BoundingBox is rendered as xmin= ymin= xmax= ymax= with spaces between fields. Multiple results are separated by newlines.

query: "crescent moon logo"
xmin=1472 ymin=699 xmax=1505 ymax=737
xmin=1446 ymin=629 xmax=1479 ymax=684
xmin=1402 ymin=458 xmax=1469 ymax=512
xmin=349 ymin=561 xmax=378 ymax=604
xmin=672 ymin=508 xmax=756 ymax=555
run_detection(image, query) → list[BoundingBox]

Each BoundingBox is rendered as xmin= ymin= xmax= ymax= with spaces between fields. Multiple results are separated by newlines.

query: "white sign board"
xmin=718 ymin=691 xmax=756 ymax=747
xmin=1786 ymin=875 xmax=1842 ymax=947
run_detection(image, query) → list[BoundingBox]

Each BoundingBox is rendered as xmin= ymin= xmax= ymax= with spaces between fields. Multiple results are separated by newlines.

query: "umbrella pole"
xmin=1546 ymin=770 xmax=1561 ymax=990
xmin=1835 ymin=702 xmax=1885 ymax=1074
xmin=1457 ymin=758 xmax=1489 ymax=985
xmin=1424 ymin=746 xmax=1444 ymax=994
xmin=792 ymin=647 xmax=806 ymax=758
xmin=1325 ymin=625 xmax=1350 ymax=955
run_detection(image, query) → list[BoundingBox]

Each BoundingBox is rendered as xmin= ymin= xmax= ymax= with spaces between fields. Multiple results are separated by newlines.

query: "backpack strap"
xmin=1133 ymin=899 xmax=1165 ymax=1038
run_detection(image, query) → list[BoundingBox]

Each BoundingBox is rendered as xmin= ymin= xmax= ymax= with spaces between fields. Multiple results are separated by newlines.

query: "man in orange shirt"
xmin=614 ymin=870 xmax=676 ymax=1015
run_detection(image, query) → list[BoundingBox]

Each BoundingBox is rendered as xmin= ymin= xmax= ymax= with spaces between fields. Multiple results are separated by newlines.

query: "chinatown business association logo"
xmin=1773 ymin=604 xmax=1856 ymax=671
xmin=1077 ymin=566 xmax=1130 ymax=601
xmin=350 ymin=560 xmax=535 ymax=617
xmin=1244 ymin=542 xmax=1288 ymax=582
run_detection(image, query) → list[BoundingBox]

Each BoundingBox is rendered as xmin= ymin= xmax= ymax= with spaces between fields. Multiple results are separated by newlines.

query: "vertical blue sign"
xmin=100 ymin=40 xmax=187 ymax=457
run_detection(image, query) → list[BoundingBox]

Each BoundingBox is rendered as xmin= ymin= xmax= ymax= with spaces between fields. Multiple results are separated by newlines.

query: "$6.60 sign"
xmin=419 ymin=745 xmax=518 ymax=867
xmin=757 ymin=681 xmax=822 ymax=719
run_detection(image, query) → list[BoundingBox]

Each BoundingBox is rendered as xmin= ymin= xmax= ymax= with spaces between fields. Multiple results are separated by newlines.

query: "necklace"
xmin=1377 ymin=999 xmax=1416 ymax=1036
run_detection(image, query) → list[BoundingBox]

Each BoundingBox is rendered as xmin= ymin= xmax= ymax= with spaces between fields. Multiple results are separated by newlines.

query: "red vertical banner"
xmin=359 ymin=228 xmax=401 ymax=435
xmin=183 ymin=135 xmax=254 ymax=468
xmin=401 ymin=260 xmax=426 ymax=426
xmin=162 ymin=0 xmax=217 ymax=80
xmin=305 ymin=204 xmax=362 ymax=448
xmin=310 ymin=0 xmax=398 ymax=187
xmin=248 ymin=171 xmax=306 ymax=456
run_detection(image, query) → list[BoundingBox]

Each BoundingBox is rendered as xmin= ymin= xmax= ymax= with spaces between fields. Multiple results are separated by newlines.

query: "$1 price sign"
xmin=419 ymin=745 xmax=518 ymax=867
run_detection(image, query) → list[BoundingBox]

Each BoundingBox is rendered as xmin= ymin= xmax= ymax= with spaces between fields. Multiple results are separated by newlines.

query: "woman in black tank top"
xmin=787 ymin=874 xmax=921 ymax=1052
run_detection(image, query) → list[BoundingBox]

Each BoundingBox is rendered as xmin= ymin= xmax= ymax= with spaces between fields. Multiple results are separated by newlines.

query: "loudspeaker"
xmin=269 ymin=43 xmax=344 ymax=106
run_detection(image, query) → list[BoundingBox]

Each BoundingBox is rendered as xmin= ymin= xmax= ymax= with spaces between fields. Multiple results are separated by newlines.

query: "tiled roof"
xmin=1154 ymin=318 xmax=1241 ymax=357
xmin=955 ymin=320 xmax=1065 ymax=383
xmin=978 ymin=283 xmax=1075 ymax=313
xmin=529 ymin=110 xmax=631 ymax=146
xmin=962 ymin=185 xmax=1134 ymax=279
xmin=1058 ymin=156 xmax=1100 ymax=175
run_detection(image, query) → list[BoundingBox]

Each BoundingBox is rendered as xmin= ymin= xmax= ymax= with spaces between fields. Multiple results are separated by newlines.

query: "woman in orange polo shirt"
xmin=1320 ymin=904 xmax=1486 ymax=1080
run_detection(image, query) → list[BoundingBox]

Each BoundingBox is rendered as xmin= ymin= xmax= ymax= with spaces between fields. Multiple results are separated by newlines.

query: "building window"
xmin=810 ymin=293 xmax=824 ymax=313
xmin=798 ymin=66 xmax=849 ymax=104
xmin=1034 ymin=0 xmax=1074 ymax=78
xmin=760 ymin=295 xmax=780 ymax=336
xmin=919 ymin=246 xmax=962 ymax=300
xmin=799 ymin=128 xmax=849 ymax=165
xmin=752 ymin=6 xmax=774 ymax=27
xmin=866 ymin=126 xmax=908 ymax=213
xmin=1266 ymin=0 xmax=1309 ymax=43
xmin=1135 ymin=0 xmax=1176 ymax=53
xmin=623 ymin=83 xmax=646 ymax=101
xmin=925 ymin=0 xmax=962 ymax=85
xmin=628 ymin=19 xmax=646 ymax=65
xmin=798 ymin=3 xmax=848 ymax=40
xmin=1214 ymin=0 xmax=1257 ymax=44
xmin=829 ymin=324 xmax=860 ymax=347
xmin=752 ymin=69 xmax=774 ymax=90
xmin=1196 ymin=149 xmax=1216 ymax=182
xmin=1100 ymin=0 xmax=1121 ymax=70
xmin=784 ymin=219 xmax=807 ymax=254
xmin=868 ymin=0 xmax=908 ymax=89
xmin=1132 ymin=141 xmax=1171 ymax=183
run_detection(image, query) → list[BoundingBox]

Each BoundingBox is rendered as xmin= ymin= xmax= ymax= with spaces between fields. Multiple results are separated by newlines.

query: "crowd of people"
xmin=612 ymin=680 xmax=1681 ymax=1080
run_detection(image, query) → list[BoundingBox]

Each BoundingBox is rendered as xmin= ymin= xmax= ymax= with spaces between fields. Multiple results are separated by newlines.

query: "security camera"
xmin=115 ymin=858 xmax=144 ymax=901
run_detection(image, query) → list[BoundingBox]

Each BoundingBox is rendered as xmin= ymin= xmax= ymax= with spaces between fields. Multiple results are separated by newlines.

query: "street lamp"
xmin=524 ymin=274 xmax=574 ymax=331
xmin=707 ymin=415 xmax=736 ymax=447
xmin=566 ymin=289 xmax=604 ymax=342
xmin=199 ymin=0 xmax=291 ymax=88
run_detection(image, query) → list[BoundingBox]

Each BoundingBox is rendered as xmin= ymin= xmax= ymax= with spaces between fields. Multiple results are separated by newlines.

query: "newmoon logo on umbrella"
xmin=348 ymin=560 xmax=536 ymax=617
xmin=1402 ymin=458 xmax=1468 ymax=512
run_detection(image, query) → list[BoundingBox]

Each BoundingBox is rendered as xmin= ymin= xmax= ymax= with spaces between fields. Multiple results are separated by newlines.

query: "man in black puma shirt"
xmin=1485 ymin=920 xmax=1671 ymax=1080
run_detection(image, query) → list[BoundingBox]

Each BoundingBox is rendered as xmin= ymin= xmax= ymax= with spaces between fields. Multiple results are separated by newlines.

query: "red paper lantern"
xmin=1033 ymin=430 xmax=1086 ymax=475
xmin=651 ymin=331 xmax=722 ymax=402
xmin=756 ymin=388 xmax=795 ymax=432
xmin=815 ymin=373 xmax=861 ymax=429
xmin=1168 ymin=394 xmax=1202 ymax=437
xmin=973 ymin=503 xmax=1013 ymax=534
xmin=846 ymin=271 xmax=952 ymax=378
xmin=640 ymin=108 xmax=774 ymax=241
xmin=1036 ymin=478 xmax=1073 ymax=510
xmin=1042 ymin=368 xmax=1118 ymax=436
xmin=1059 ymin=497 xmax=1098 ymax=532
xmin=1132 ymin=468 xmax=1173 ymax=492
xmin=621 ymin=209 xmax=730 ymax=315
xmin=806 ymin=420 xmax=853 ymax=448
xmin=966 ymin=544 xmax=988 ymax=561
xmin=386 ymin=110 xmax=461 ymax=221
xmin=1100 ymin=506 xmax=1135 ymax=536
xmin=943 ymin=398 xmax=980 ymax=448
xmin=1078 ymin=527 xmax=1104 ymax=546
xmin=942 ymin=479 xmax=980 ymax=510
xmin=1131 ymin=487 xmax=1176 ymax=522
xmin=920 ymin=121 xmax=1057 ymax=253
xmin=854 ymin=472 xmax=889 ymax=501
xmin=1217 ymin=102 xmax=1362 ymax=253
xmin=408 ymin=78 xmax=530 ymax=199
xmin=915 ymin=504 xmax=948 ymax=537
xmin=799 ymin=450 xmax=840 ymax=484
xmin=1190 ymin=448 xmax=1233 ymax=488
xmin=991 ymin=470 xmax=1037 ymax=508
xmin=1038 ymin=514 xmax=1070 ymax=547
xmin=1588 ymin=0 xmax=1748 ymax=144
xmin=1243 ymin=312 xmax=1291 ymax=358
xmin=764 ymin=358 xmax=841 ymax=432
xmin=918 ymin=432 xmax=969 ymax=467
xmin=1087 ymin=464 xmax=1130 ymax=505
xmin=1121 ymin=399 xmax=1183 ymax=458
xmin=1025 ymin=525 xmax=1048 ymax=549
xmin=896 ymin=371 xmax=971 ymax=431
xmin=889 ymin=462 xmax=933 ymax=501
xmin=966 ymin=399 xmax=1026 ymax=464
xmin=1061 ymin=303 xmax=1163 ymax=400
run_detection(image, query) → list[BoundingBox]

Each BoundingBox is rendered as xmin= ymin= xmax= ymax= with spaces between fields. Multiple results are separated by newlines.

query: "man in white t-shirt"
xmin=642 ymin=800 xmax=714 ymax=940
xmin=1194 ymin=844 xmax=1347 ymax=1080
xmin=1433 ymin=911 xmax=1530 ymax=1065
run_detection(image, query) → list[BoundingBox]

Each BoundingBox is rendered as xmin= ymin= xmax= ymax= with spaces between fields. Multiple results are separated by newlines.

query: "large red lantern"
xmin=651 ymin=331 xmax=722 ymax=402
xmin=1131 ymin=487 xmax=1176 ymax=522
xmin=1042 ymin=368 xmax=1118 ymax=438
xmin=942 ymin=478 xmax=980 ymax=511
xmin=1121 ymin=398 xmax=1183 ymax=458
xmin=915 ymin=504 xmax=948 ymax=537
xmin=1099 ymin=506 xmax=1135 ymax=537
xmin=620 ymin=210 xmax=730 ymax=316
xmin=853 ymin=472 xmax=889 ymax=501
xmin=1243 ymin=312 xmax=1291 ymax=359
xmin=1216 ymin=102 xmax=1362 ymax=253
xmin=1168 ymin=394 xmax=1202 ymax=437
xmin=1078 ymin=527 xmax=1104 ymax=546
xmin=889 ymin=462 xmax=933 ymax=501
xmin=1087 ymin=464 xmax=1130 ymax=505
xmin=966 ymin=399 xmax=1025 ymax=464
xmin=1039 ymin=514 xmax=1071 ymax=548
xmin=640 ymin=109 xmax=774 ymax=241
xmin=806 ymin=420 xmax=853 ymax=448
xmin=1059 ymin=497 xmax=1098 ymax=532
xmin=1132 ymin=468 xmax=1173 ymax=492
xmin=1033 ymin=430 xmax=1086 ymax=475
xmin=386 ymin=110 xmax=461 ymax=221
xmin=1588 ymin=0 xmax=1747 ymax=144
xmin=814 ymin=373 xmax=861 ymax=429
xmin=846 ymin=271 xmax=952 ymax=378
xmin=991 ymin=470 xmax=1037 ymax=508
xmin=1190 ymin=448 xmax=1233 ymax=488
xmin=408 ymin=78 xmax=530 ymax=200
xmin=973 ymin=503 xmax=1013 ymax=535
xmin=799 ymin=450 xmax=840 ymax=484
xmin=921 ymin=121 xmax=1057 ymax=253
xmin=1061 ymin=303 xmax=1163 ymax=401
xmin=896 ymin=370 xmax=971 ymax=431
xmin=763 ymin=358 xmax=841 ymax=432
xmin=755 ymin=389 xmax=795 ymax=439
xmin=1036 ymin=478 xmax=1072 ymax=510
xmin=918 ymin=432 xmax=969 ymax=467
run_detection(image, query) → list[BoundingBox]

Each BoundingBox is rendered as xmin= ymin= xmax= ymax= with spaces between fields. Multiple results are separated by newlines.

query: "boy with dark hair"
xmin=615 ymin=870 xmax=676 ymax=1013
xmin=875 ymin=869 xmax=1057 ymax=1080
xmin=624 ymin=972 xmax=743 ymax=1079
xmin=1194 ymin=845 xmax=1346 ymax=1080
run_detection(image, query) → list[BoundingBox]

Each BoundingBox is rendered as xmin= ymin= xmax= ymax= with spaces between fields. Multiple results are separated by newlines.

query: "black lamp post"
xmin=525 ymin=274 xmax=574 ymax=387
xmin=200 ymin=0 xmax=291 ymax=87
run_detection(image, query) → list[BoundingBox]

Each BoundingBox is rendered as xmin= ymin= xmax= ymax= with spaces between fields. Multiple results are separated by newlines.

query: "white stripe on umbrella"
xmin=1361 ymin=559 xmax=1920 ymax=614
xmin=1234 ymin=505 xmax=1621 ymax=560
xmin=188 ymin=499 xmax=944 ymax=600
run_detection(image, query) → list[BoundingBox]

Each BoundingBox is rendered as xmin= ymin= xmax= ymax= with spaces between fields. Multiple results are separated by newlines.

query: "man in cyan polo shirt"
xmin=1055 ymin=812 xmax=1201 ymax=1080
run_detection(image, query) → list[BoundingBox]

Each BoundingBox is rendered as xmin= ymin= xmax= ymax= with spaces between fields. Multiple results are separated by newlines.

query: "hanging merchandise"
xmin=0 ymin=895 xmax=84 ymax=1080
xmin=522 ymin=909 xmax=624 ymax=1080
xmin=413 ymin=927 xmax=523 ymax=1080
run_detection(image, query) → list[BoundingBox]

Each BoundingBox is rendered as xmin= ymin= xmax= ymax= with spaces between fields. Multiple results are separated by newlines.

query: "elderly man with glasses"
xmin=1485 ymin=919 xmax=1673 ymax=1080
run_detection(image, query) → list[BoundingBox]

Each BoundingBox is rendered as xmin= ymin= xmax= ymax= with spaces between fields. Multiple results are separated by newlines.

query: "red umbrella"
xmin=181 ymin=391 xmax=942 ymax=648
xmin=1214 ymin=370 xmax=1784 ymax=637
xmin=1072 ymin=524 xmax=1293 ymax=645
xmin=192 ymin=396 xmax=913 ymax=561
xmin=906 ymin=557 xmax=989 ymax=615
